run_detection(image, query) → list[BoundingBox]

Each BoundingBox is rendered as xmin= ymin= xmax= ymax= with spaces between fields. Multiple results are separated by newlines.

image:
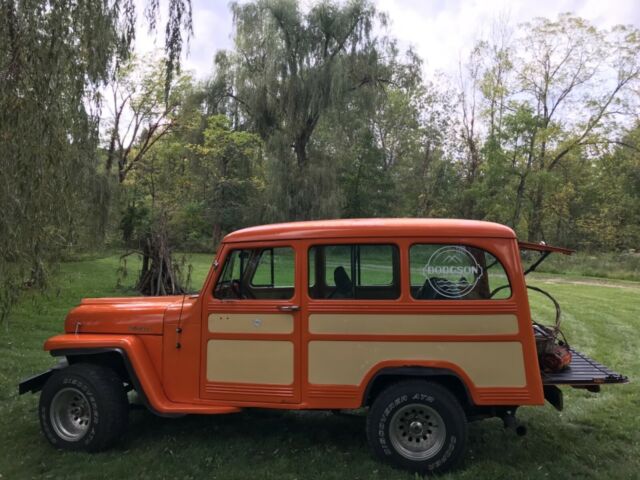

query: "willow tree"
xmin=211 ymin=0 xmax=391 ymax=220
xmin=0 ymin=0 xmax=192 ymax=323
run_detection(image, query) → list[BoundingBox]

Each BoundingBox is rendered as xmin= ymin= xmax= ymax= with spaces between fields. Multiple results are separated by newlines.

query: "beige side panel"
xmin=308 ymin=314 xmax=518 ymax=335
xmin=208 ymin=313 xmax=293 ymax=334
xmin=207 ymin=340 xmax=293 ymax=384
xmin=308 ymin=341 xmax=525 ymax=387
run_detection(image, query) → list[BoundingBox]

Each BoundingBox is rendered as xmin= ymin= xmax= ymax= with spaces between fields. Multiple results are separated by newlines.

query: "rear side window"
xmin=410 ymin=245 xmax=511 ymax=300
xmin=214 ymin=247 xmax=295 ymax=300
xmin=308 ymin=244 xmax=399 ymax=299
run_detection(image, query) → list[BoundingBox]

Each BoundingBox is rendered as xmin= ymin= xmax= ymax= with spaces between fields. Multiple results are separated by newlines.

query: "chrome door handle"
xmin=278 ymin=305 xmax=300 ymax=312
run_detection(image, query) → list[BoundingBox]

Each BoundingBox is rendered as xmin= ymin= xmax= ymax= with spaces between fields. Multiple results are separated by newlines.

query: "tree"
xmin=0 ymin=0 xmax=192 ymax=322
xmin=189 ymin=115 xmax=264 ymax=245
xmin=576 ymin=125 xmax=640 ymax=249
xmin=105 ymin=55 xmax=193 ymax=183
xmin=455 ymin=13 xmax=640 ymax=241
xmin=106 ymin=56 xmax=196 ymax=295
xmin=516 ymin=15 xmax=640 ymax=240
xmin=211 ymin=0 xmax=393 ymax=219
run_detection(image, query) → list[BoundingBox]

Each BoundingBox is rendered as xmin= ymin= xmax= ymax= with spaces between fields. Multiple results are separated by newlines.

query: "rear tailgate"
xmin=541 ymin=348 xmax=628 ymax=386
xmin=535 ymin=326 xmax=628 ymax=387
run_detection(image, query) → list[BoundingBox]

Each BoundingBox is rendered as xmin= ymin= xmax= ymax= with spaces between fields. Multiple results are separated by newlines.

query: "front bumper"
xmin=18 ymin=360 xmax=68 ymax=395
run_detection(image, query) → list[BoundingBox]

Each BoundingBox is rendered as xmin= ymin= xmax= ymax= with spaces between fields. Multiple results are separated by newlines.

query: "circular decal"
xmin=422 ymin=246 xmax=483 ymax=298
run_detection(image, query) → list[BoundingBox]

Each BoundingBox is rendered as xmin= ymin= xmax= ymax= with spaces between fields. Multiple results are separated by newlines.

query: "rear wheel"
xmin=366 ymin=380 xmax=467 ymax=474
xmin=39 ymin=363 xmax=129 ymax=452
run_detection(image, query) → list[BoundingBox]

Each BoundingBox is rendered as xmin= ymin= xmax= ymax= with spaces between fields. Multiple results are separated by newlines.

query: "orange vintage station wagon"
xmin=19 ymin=219 xmax=627 ymax=474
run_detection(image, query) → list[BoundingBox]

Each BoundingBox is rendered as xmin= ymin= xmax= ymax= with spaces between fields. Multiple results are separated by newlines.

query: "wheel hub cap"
xmin=409 ymin=420 xmax=424 ymax=435
xmin=50 ymin=387 xmax=91 ymax=442
xmin=389 ymin=403 xmax=446 ymax=460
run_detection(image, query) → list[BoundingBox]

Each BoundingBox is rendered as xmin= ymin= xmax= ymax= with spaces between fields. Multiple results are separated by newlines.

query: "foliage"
xmin=210 ymin=0 xmax=398 ymax=220
xmin=105 ymin=55 xmax=194 ymax=183
xmin=104 ymin=54 xmax=197 ymax=294
xmin=0 ymin=0 xmax=192 ymax=322
xmin=197 ymin=5 xmax=640 ymax=250
xmin=454 ymin=14 xmax=640 ymax=243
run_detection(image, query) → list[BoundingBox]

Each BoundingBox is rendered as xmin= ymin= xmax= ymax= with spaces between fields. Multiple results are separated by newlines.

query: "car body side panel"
xmin=294 ymin=236 xmax=545 ymax=408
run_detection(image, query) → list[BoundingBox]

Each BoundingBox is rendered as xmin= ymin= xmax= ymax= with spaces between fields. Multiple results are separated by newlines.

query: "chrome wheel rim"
xmin=50 ymin=387 xmax=91 ymax=442
xmin=389 ymin=403 xmax=446 ymax=460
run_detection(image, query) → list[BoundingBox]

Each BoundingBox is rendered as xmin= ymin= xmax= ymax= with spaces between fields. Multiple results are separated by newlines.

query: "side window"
xmin=410 ymin=244 xmax=511 ymax=300
xmin=251 ymin=248 xmax=295 ymax=287
xmin=323 ymin=245 xmax=351 ymax=287
xmin=214 ymin=247 xmax=295 ymax=300
xmin=308 ymin=244 xmax=399 ymax=300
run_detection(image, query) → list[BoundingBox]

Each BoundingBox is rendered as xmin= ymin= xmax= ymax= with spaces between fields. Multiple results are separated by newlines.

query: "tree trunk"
xmin=212 ymin=223 xmax=222 ymax=248
xmin=512 ymin=174 xmax=526 ymax=228
xmin=528 ymin=184 xmax=545 ymax=242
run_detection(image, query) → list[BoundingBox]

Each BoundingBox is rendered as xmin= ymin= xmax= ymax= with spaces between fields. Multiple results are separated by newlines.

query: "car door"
xmin=200 ymin=242 xmax=301 ymax=404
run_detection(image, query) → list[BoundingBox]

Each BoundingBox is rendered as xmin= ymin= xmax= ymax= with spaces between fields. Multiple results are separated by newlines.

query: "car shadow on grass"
xmin=113 ymin=404 xmax=633 ymax=479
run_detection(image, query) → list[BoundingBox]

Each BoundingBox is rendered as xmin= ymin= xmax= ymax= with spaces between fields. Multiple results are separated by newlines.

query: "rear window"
xmin=410 ymin=244 xmax=511 ymax=300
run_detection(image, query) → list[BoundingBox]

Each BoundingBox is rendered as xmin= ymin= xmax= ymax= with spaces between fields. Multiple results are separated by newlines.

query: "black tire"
xmin=39 ymin=363 xmax=129 ymax=452
xmin=366 ymin=380 xmax=467 ymax=475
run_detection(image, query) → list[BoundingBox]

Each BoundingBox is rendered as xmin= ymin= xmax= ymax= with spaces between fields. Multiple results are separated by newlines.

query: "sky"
xmin=135 ymin=0 xmax=640 ymax=81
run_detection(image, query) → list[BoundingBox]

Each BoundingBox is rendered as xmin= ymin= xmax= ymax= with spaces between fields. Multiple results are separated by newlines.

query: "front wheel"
xmin=366 ymin=380 xmax=467 ymax=475
xmin=39 ymin=363 xmax=129 ymax=452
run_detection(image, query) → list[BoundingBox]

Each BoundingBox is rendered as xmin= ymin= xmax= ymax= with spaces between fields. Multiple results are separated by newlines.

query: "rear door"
xmin=201 ymin=242 xmax=301 ymax=404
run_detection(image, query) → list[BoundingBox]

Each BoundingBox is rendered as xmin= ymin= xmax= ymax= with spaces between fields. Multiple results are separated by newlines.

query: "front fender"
xmin=45 ymin=334 xmax=168 ymax=413
xmin=44 ymin=334 xmax=239 ymax=415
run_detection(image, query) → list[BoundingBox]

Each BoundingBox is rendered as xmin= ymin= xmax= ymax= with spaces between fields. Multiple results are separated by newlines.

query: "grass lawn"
xmin=1 ymin=253 xmax=639 ymax=479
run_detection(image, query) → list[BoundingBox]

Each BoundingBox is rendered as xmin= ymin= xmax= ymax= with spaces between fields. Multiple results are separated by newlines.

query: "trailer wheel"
xmin=39 ymin=363 xmax=129 ymax=452
xmin=366 ymin=380 xmax=467 ymax=474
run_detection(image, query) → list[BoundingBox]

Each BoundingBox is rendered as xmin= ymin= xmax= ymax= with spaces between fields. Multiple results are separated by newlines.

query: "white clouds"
xmin=182 ymin=0 xmax=234 ymax=78
xmin=134 ymin=0 xmax=640 ymax=80
xmin=377 ymin=0 xmax=640 ymax=79
xmin=133 ymin=0 xmax=234 ymax=79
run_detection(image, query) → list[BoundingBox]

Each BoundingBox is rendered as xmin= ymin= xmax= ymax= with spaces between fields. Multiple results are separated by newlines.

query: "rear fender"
xmin=362 ymin=365 xmax=473 ymax=407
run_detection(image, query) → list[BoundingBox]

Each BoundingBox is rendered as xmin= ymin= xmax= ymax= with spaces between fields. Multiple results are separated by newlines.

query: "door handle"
xmin=278 ymin=305 xmax=300 ymax=312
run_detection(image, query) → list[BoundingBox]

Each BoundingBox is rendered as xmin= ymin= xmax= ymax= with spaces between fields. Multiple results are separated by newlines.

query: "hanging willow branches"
xmin=0 ymin=0 xmax=192 ymax=324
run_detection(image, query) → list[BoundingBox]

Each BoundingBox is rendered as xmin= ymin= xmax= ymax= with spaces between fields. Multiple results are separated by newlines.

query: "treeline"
xmin=111 ymin=4 xmax=640 ymax=255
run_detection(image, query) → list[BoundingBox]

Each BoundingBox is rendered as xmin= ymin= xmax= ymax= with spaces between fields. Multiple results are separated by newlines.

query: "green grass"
xmin=533 ymin=251 xmax=640 ymax=282
xmin=1 ymin=253 xmax=639 ymax=479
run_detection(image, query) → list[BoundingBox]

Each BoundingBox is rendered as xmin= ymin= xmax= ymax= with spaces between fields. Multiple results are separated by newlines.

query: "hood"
xmin=64 ymin=296 xmax=184 ymax=335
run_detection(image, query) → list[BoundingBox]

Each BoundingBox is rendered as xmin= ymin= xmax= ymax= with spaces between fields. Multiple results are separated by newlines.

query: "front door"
xmin=201 ymin=243 xmax=301 ymax=404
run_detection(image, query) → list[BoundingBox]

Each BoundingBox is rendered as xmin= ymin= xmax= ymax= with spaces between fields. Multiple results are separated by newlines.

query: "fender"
xmin=361 ymin=364 xmax=475 ymax=407
xmin=44 ymin=334 xmax=240 ymax=416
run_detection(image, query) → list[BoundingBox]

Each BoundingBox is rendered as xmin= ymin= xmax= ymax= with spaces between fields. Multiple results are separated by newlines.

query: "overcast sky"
xmin=135 ymin=0 xmax=640 ymax=80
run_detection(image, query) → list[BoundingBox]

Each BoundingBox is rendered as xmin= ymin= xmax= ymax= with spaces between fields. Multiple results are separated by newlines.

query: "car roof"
xmin=223 ymin=218 xmax=517 ymax=243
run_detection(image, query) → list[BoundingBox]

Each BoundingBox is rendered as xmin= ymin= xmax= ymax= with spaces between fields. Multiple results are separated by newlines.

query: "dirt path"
xmin=530 ymin=274 xmax=640 ymax=291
